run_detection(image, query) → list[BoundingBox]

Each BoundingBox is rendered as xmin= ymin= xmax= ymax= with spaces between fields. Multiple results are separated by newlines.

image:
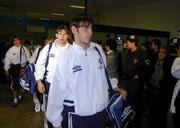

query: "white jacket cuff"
xmin=110 ymin=78 xmax=118 ymax=89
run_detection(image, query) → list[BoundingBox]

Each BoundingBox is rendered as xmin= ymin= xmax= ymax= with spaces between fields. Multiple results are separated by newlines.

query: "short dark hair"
xmin=24 ymin=40 xmax=31 ymax=45
xmin=13 ymin=36 xmax=22 ymax=43
xmin=152 ymin=39 xmax=161 ymax=49
xmin=126 ymin=35 xmax=138 ymax=46
xmin=70 ymin=14 xmax=94 ymax=28
xmin=13 ymin=36 xmax=21 ymax=41
xmin=105 ymin=39 xmax=117 ymax=51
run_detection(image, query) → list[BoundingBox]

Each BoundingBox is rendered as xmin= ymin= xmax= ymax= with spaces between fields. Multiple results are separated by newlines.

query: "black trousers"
xmin=147 ymin=87 xmax=161 ymax=128
xmin=122 ymin=78 xmax=143 ymax=128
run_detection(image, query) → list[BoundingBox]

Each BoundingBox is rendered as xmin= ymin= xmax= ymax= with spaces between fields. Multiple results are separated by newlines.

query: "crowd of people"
xmin=0 ymin=14 xmax=179 ymax=128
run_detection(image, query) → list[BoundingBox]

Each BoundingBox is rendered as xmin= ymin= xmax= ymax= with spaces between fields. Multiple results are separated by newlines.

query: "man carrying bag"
xmin=4 ymin=36 xmax=30 ymax=107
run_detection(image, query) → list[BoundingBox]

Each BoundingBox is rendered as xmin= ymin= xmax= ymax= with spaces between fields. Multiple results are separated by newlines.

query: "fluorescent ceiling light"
xmin=39 ymin=17 xmax=50 ymax=21
xmin=51 ymin=13 xmax=64 ymax=16
xmin=69 ymin=5 xmax=85 ymax=9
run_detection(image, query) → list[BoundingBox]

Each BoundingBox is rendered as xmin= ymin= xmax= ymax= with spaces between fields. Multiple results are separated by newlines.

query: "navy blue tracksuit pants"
xmin=62 ymin=107 xmax=107 ymax=128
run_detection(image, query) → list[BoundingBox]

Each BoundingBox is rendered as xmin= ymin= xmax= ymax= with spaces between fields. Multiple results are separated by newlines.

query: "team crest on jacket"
xmin=98 ymin=58 xmax=103 ymax=69
xmin=49 ymin=54 xmax=55 ymax=57
xmin=73 ymin=65 xmax=82 ymax=73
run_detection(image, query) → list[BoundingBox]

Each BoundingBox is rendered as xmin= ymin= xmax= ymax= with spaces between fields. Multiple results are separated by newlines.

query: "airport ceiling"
xmin=0 ymin=0 xmax=178 ymax=38
xmin=0 ymin=0 xmax=159 ymax=22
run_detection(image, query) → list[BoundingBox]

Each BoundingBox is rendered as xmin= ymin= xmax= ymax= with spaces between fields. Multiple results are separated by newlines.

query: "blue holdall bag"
xmin=94 ymin=46 xmax=135 ymax=128
xmin=106 ymin=92 xmax=135 ymax=128
xmin=19 ymin=63 xmax=37 ymax=93
xmin=20 ymin=43 xmax=52 ymax=93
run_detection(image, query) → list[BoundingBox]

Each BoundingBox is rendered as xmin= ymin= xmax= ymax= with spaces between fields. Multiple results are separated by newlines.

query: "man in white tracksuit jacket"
xmin=4 ymin=36 xmax=30 ymax=107
xmin=46 ymin=14 xmax=127 ymax=128
xmin=34 ymin=25 xmax=72 ymax=128
xmin=29 ymin=37 xmax=53 ymax=113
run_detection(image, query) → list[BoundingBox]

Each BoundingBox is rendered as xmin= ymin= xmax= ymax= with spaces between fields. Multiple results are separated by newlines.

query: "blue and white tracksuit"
xmin=46 ymin=42 xmax=118 ymax=128
xmin=34 ymin=40 xmax=71 ymax=127
xmin=4 ymin=45 xmax=30 ymax=90
xmin=4 ymin=45 xmax=30 ymax=72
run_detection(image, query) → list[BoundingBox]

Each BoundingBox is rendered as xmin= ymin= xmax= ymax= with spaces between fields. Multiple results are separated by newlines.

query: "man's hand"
xmin=37 ymin=80 xmax=45 ymax=93
xmin=114 ymin=87 xmax=127 ymax=100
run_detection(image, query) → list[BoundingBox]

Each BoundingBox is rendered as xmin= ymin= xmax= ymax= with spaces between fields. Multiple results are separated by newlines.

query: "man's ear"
xmin=55 ymin=33 xmax=58 ymax=38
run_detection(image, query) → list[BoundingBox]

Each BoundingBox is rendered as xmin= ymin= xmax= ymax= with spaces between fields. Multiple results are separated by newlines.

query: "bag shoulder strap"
xmin=34 ymin=47 xmax=42 ymax=64
xmin=94 ymin=46 xmax=113 ymax=90
xmin=20 ymin=45 xmax=27 ymax=64
xmin=45 ymin=43 xmax=53 ymax=69
xmin=20 ymin=44 xmax=23 ymax=63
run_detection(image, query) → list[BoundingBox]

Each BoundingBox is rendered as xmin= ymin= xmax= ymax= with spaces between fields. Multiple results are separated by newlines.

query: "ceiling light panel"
xmin=69 ymin=5 xmax=85 ymax=9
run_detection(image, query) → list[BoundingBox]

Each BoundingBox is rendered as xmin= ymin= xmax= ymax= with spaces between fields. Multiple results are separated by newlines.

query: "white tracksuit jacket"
xmin=34 ymin=39 xmax=71 ymax=83
xmin=170 ymin=57 xmax=180 ymax=113
xmin=46 ymin=42 xmax=118 ymax=127
xmin=4 ymin=45 xmax=30 ymax=71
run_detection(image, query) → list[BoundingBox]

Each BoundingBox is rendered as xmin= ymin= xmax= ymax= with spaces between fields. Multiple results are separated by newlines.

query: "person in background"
xmin=104 ymin=38 xmax=121 ymax=81
xmin=145 ymin=39 xmax=161 ymax=84
xmin=121 ymin=35 xmax=145 ymax=128
xmin=43 ymin=36 xmax=54 ymax=45
xmin=24 ymin=40 xmax=33 ymax=55
xmin=159 ymin=39 xmax=178 ymax=128
xmin=148 ymin=47 xmax=167 ymax=128
xmin=151 ymin=39 xmax=161 ymax=65
xmin=30 ymin=36 xmax=54 ymax=113
xmin=46 ymin=14 xmax=127 ymax=128
xmin=4 ymin=36 xmax=30 ymax=107
xmin=35 ymin=25 xmax=72 ymax=128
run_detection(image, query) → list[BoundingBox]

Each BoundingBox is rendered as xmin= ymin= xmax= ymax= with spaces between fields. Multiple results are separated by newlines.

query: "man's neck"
xmin=57 ymin=42 xmax=67 ymax=47
xmin=75 ymin=41 xmax=90 ymax=50
xmin=15 ymin=44 xmax=21 ymax=47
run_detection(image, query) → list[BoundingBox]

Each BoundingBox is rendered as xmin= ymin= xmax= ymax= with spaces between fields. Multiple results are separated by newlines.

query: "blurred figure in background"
xmin=148 ymin=47 xmax=167 ymax=128
xmin=159 ymin=38 xmax=179 ymax=128
xmin=121 ymin=35 xmax=145 ymax=128
xmin=29 ymin=36 xmax=53 ymax=112
xmin=4 ymin=36 xmax=30 ymax=107
xmin=104 ymin=38 xmax=122 ymax=81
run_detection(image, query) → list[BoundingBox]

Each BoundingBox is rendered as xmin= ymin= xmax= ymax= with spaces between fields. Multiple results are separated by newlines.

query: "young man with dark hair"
xmin=35 ymin=25 xmax=72 ymax=127
xmin=104 ymin=39 xmax=121 ymax=80
xmin=122 ymin=35 xmax=145 ymax=128
xmin=46 ymin=14 xmax=127 ymax=128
